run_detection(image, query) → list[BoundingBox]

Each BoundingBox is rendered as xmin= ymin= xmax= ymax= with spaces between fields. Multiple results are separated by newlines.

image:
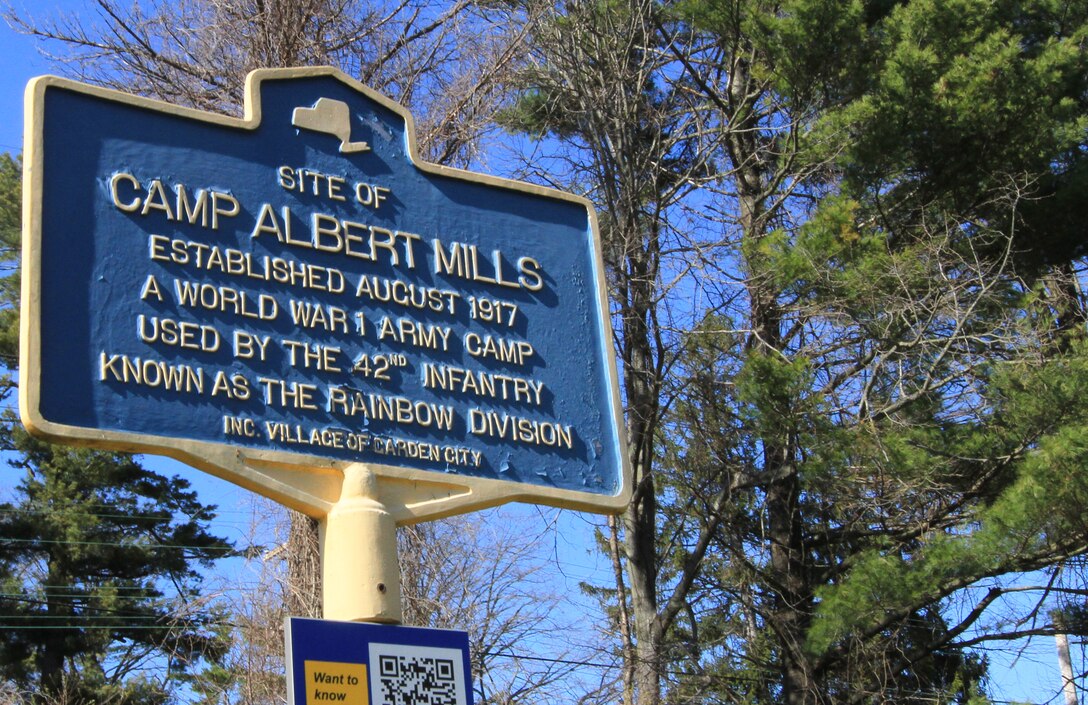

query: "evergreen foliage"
xmin=0 ymin=151 xmax=234 ymax=703
xmin=0 ymin=428 xmax=234 ymax=704
xmin=502 ymin=0 xmax=1088 ymax=702
xmin=4 ymin=0 xmax=1088 ymax=702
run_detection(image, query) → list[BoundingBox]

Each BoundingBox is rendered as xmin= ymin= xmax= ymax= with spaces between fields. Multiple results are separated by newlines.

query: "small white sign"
xmin=369 ymin=641 xmax=469 ymax=705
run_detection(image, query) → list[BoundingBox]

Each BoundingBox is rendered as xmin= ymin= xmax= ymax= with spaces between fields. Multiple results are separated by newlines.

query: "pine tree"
xmin=501 ymin=1 xmax=1088 ymax=703
xmin=0 ymin=427 xmax=234 ymax=704
xmin=0 ymin=151 xmax=234 ymax=703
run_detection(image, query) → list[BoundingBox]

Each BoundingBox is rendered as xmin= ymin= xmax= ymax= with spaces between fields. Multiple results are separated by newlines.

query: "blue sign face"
xmin=22 ymin=68 xmax=629 ymax=505
xmin=285 ymin=618 xmax=473 ymax=705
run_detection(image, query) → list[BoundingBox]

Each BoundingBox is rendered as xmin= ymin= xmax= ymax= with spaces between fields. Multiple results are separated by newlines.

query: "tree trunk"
xmin=728 ymin=38 xmax=819 ymax=704
xmin=1056 ymin=631 xmax=1079 ymax=705
xmin=766 ymin=475 xmax=817 ymax=705
xmin=285 ymin=512 xmax=322 ymax=618
xmin=620 ymin=216 xmax=665 ymax=705
xmin=36 ymin=560 xmax=67 ymax=702
xmin=608 ymin=515 xmax=637 ymax=705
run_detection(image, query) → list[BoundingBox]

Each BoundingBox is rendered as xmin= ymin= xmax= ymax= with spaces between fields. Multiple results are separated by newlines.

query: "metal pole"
xmin=320 ymin=464 xmax=402 ymax=623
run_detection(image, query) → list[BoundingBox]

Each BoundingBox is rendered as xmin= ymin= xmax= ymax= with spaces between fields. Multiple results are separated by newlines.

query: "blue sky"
xmin=0 ymin=1 xmax=253 ymax=503
xmin=0 ymin=3 xmax=1081 ymax=704
xmin=0 ymin=7 xmax=52 ymax=155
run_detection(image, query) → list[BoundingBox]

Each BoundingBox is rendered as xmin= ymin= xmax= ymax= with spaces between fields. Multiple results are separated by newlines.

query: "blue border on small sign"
xmin=285 ymin=617 xmax=474 ymax=705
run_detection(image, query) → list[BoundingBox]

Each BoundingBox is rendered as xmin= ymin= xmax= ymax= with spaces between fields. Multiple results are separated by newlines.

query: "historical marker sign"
xmin=21 ymin=67 xmax=630 ymax=518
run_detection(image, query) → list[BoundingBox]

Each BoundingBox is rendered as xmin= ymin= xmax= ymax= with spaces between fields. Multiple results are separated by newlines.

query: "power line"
xmin=1 ymin=591 xmax=168 ymax=599
xmin=0 ymin=625 xmax=214 ymax=630
xmin=0 ymin=593 xmax=216 ymax=624
xmin=0 ymin=536 xmax=236 ymax=553
xmin=0 ymin=507 xmax=201 ymax=524
xmin=0 ymin=501 xmax=261 ymax=518
xmin=0 ymin=619 xmax=1049 ymax=704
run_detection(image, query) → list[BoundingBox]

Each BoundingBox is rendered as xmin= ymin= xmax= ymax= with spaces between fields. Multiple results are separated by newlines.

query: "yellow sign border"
xmin=19 ymin=66 xmax=632 ymax=522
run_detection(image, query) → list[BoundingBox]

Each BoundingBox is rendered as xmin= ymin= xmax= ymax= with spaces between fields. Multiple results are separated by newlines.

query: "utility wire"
xmin=0 ymin=619 xmax=1057 ymax=705
xmin=0 ymin=536 xmax=236 ymax=552
xmin=0 ymin=502 xmax=259 ymax=518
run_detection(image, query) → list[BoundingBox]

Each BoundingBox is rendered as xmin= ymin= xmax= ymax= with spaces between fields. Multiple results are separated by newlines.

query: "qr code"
xmin=368 ymin=643 xmax=468 ymax=705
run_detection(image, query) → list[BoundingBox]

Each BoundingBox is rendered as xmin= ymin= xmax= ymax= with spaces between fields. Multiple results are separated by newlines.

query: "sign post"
xmin=324 ymin=464 xmax=401 ymax=621
xmin=21 ymin=67 xmax=631 ymax=623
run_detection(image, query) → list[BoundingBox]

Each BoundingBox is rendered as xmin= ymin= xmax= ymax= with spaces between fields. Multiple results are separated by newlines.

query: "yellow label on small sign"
xmin=304 ymin=660 xmax=368 ymax=704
